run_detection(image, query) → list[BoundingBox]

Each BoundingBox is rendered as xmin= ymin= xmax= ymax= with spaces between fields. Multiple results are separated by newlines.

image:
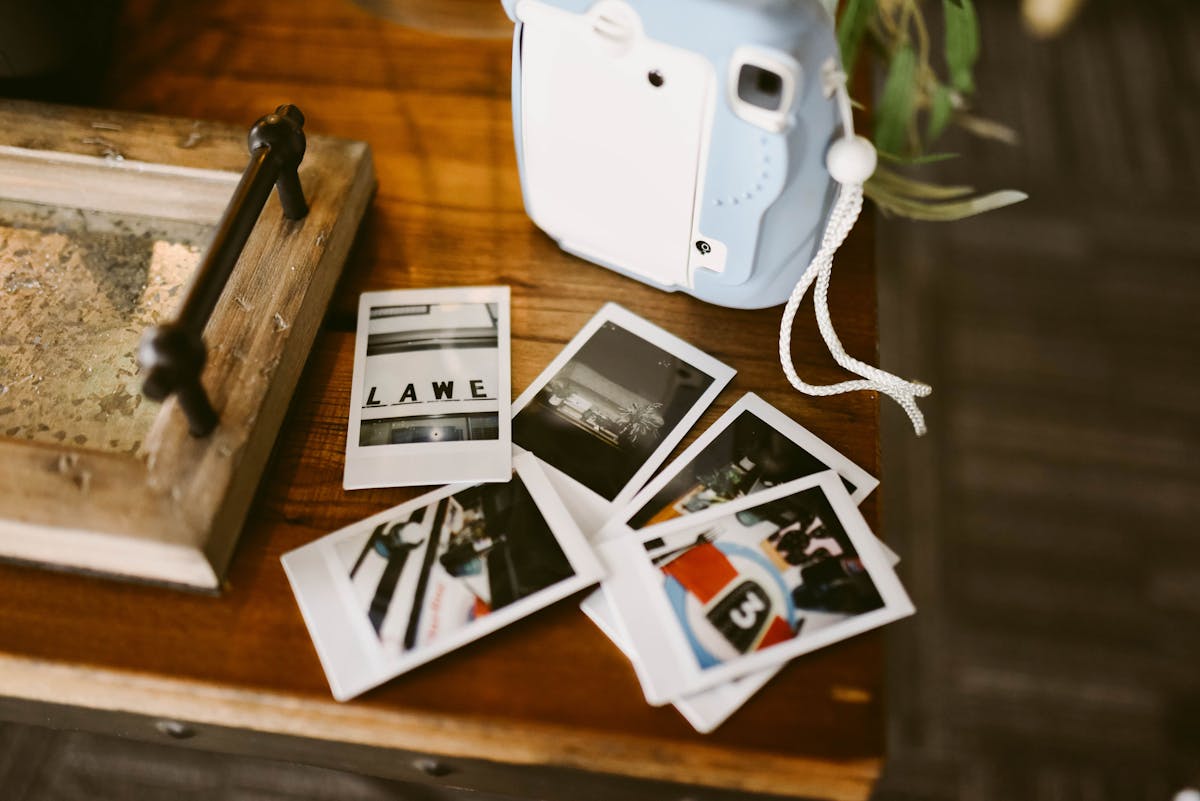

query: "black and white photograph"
xmin=282 ymin=453 xmax=603 ymax=701
xmin=344 ymin=287 xmax=511 ymax=490
xmin=598 ymin=472 xmax=913 ymax=703
xmin=512 ymin=303 xmax=734 ymax=534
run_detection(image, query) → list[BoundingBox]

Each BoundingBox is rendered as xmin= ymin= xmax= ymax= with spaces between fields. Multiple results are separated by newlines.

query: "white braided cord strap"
xmin=778 ymin=183 xmax=932 ymax=435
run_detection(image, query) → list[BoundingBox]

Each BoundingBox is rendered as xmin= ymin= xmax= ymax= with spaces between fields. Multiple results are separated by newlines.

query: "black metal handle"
xmin=138 ymin=105 xmax=309 ymax=437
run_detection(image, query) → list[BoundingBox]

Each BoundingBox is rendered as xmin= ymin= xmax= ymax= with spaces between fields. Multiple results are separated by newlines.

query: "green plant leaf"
xmin=865 ymin=182 xmax=1028 ymax=220
xmin=874 ymin=43 xmax=918 ymax=156
xmin=944 ymin=0 xmax=980 ymax=95
xmin=955 ymin=112 xmax=1020 ymax=145
xmin=869 ymin=165 xmax=975 ymax=200
xmin=926 ymin=82 xmax=955 ymax=143
xmin=837 ymin=0 xmax=877 ymax=81
xmin=878 ymin=150 xmax=961 ymax=165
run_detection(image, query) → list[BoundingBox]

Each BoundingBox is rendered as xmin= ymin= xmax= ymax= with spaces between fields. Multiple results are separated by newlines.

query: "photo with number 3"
xmin=604 ymin=473 xmax=913 ymax=700
xmin=659 ymin=484 xmax=884 ymax=667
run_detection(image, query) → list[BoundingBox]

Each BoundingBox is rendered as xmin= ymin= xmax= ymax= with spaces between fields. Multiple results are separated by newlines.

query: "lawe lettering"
xmin=365 ymin=379 xmax=490 ymax=406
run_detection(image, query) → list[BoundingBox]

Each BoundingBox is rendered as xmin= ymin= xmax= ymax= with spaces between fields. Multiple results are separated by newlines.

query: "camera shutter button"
xmin=587 ymin=1 xmax=640 ymax=48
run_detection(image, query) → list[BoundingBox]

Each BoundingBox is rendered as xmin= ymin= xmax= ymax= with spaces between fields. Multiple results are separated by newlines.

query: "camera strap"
xmin=778 ymin=61 xmax=932 ymax=435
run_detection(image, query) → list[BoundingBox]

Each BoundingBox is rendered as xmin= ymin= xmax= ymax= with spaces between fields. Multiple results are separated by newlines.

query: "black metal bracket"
xmin=138 ymin=104 xmax=309 ymax=437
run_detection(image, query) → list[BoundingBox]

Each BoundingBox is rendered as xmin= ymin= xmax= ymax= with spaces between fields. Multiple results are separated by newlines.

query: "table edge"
xmin=0 ymin=653 xmax=878 ymax=800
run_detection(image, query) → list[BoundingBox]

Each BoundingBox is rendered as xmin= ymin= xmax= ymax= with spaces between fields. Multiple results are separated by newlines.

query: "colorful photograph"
xmin=337 ymin=472 xmax=574 ymax=653
xmin=654 ymin=486 xmax=884 ymax=669
xmin=626 ymin=394 xmax=875 ymax=530
xmin=284 ymin=454 xmax=603 ymax=701
xmin=598 ymin=473 xmax=913 ymax=701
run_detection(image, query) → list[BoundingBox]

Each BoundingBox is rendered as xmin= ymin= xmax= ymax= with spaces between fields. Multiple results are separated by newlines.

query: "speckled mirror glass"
xmin=0 ymin=200 xmax=211 ymax=455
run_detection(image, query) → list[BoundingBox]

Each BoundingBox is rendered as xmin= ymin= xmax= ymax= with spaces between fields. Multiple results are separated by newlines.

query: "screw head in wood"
xmin=154 ymin=719 xmax=197 ymax=740
xmin=412 ymin=757 xmax=452 ymax=777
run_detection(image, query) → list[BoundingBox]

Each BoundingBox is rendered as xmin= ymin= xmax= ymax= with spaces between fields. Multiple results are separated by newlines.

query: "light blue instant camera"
xmin=501 ymin=0 xmax=842 ymax=309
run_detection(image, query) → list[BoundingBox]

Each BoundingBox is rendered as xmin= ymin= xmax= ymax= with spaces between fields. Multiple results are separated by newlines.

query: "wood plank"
xmin=0 ymin=699 xmax=831 ymax=801
xmin=0 ymin=655 xmax=878 ymax=801
xmin=0 ymin=145 xmax=238 ymax=222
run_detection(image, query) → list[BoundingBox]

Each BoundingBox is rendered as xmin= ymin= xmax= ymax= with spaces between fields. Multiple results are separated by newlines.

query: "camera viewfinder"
xmin=737 ymin=64 xmax=784 ymax=111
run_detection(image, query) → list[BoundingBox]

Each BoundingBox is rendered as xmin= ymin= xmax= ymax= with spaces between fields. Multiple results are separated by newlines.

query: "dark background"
xmin=873 ymin=0 xmax=1200 ymax=798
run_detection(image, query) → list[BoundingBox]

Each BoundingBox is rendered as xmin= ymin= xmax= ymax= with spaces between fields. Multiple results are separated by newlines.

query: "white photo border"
xmin=596 ymin=391 xmax=878 ymax=544
xmin=283 ymin=451 xmax=604 ymax=701
xmin=511 ymin=302 xmax=736 ymax=526
xmin=580 ymin=580 xmax=784 ymax=731
xmin=344 ymin=286 xmax=512 ymax=490
xmin=579 ymin=391 xmax=892 ymax=723
xmin=605 ymin=471 xmax=914 ymax=702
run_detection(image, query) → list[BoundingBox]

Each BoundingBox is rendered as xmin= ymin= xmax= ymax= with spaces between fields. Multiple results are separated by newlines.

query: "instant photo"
xmin=283 ymin=453 xmax=603 ymax=701
xmin=512 ymin=303 xmax=734 ymax=535
xmin=601 ymin=393 xmax=878 ymax=542
xmin=600 ymin=472 xmax=913 ymax=702
xmin=580 ymin=392 xmax=888 ymax=727
xmin=582 ymin=577 xmax=782 ymax=731
xmin=344 ymin=287 xmax=511 ymax=489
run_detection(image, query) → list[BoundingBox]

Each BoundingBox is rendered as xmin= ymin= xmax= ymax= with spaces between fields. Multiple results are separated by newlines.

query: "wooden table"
xmin=0 ymin=2 xmax=885 ymax=799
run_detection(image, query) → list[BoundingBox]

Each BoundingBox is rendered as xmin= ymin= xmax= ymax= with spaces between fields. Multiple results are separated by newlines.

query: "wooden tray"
xmin=0 ymin=100 xmax=374 ymax=590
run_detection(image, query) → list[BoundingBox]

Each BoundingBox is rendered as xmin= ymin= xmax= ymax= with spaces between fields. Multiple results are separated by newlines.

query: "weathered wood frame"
xmin=0 ymin=101 xmax=374 ymax=590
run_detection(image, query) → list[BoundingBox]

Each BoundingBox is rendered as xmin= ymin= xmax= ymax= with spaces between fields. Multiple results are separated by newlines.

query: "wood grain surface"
xmin=0 ymin=1 xmax=885 ymax=798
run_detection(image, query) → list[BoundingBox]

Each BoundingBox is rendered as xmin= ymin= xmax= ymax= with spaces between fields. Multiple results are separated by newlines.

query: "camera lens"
xmin=648 ymin=69 xmax=664 ymax=87
xmin=737 ymin=64 xmax=783 ymax=111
